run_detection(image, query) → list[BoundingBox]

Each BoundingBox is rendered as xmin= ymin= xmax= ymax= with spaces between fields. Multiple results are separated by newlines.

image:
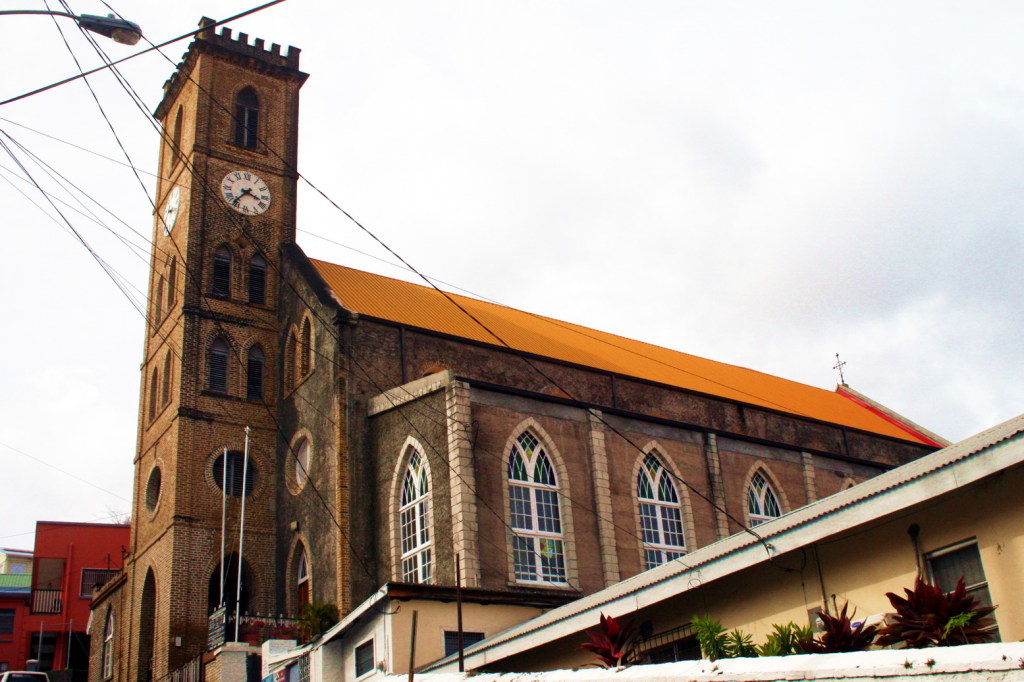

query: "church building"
xmin=89 ymin=18 xmax=943 ymax=682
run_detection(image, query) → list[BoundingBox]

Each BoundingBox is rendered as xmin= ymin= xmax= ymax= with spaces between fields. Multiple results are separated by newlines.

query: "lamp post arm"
xmin=0 ymin=9 xmax=142 ymax=45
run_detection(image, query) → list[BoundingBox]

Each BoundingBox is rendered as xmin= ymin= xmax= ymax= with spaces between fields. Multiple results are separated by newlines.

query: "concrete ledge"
xmin=369 ymin=371 xmax=451 ymax=415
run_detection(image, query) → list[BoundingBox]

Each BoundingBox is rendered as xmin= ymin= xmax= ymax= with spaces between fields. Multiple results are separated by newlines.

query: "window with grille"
xmin=212 ymin=247 xmax=232 ymax=297
xmin=747 ymin=472 xmax=781 ymax=526
xmin=0 ymin=608 xmax=13 ymax=635
xmin=248 ymin=255 xmax=267 ymax=304
xmin=209 ymin=338 xmax=229 ymax=393
xmin=443 ymin=631 xmax=485 ymax=657
xmin=213 ymin=451 xmax=255 ymax=497
xmin=927 ymin=540 xmax=999 ymax=640
xmin=81 ymin=569 xmax=119 ymax=598
xmin=167 ymin=258 xmax=177 ymax=308
xmin=354 ymin=639 xmax=374 ymax=678
xmin=636 ymin=453 xmax=686 ymax=569
xmin=247 ymin=346 xmax=264 ymax=400
xmin=233 ymin=87 xmax=260 ymax=149
xmin=399 ymin=447 xmax=432 ymax=583
xmin=508 ymin=431 xmax=566 ymax=584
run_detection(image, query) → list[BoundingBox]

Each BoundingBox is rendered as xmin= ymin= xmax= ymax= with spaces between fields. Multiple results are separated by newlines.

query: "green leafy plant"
xmin=875 ymin=577 xmax=996 ymax=648
xmin=725 ymin=629 xmax=757 ymax=658
xmin=799 ymin=602 xmax=877 ymax=654
xmin=579 ymin=613 xmax=639 ymax=668
xmin=692 ymin=614 xmax=729 ymax=661
xmin=757 ymin=622 xmax=814 ymax=657
xmin=297 ymin=602 xmax=339 ymax=642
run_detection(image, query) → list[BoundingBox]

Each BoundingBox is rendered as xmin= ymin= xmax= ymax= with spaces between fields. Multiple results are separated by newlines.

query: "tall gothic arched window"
xmin=636 ymin=453 xmax=686 ymax=569
xmin=161 ymin=352 xmax=172 ymax=405
xmin=748 ymin=471 xmax=782 ymax=526
xmin=233 ymin=87 xmax=259 ymax=149
xmin=102 ymin=609 xmax=114 ymax=679
xmin=209 ymin=337 xmax=229 ymax=394
xmin=246 ymin=345 xmax=264 ymax=401
xmin=296 ymin=548 xmax=310 ymax=609
xmin=399 ymin=447 xmax=432 ymax=583
xmin=248 ymin=254 xmax=267 ymax=304
xmin=148 ymin=367 xmax=159 ymax=421
xmin=300 ymin=317 xmax=312 ymax=376
xmin=212 ymin=247 xmax=232 ymax=298
xmin=508 ymin=431 xmax=565 ymax=583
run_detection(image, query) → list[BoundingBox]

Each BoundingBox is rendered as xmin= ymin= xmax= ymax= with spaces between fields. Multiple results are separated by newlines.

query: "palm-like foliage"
xmin=875 ymin=577 xmax=996 ymax=648
xmin=799 ymin=603 xmax=877 ymax=654
xmin=757 ymin=622 xmax=814 ymax=657
xmin=580 ymin=613 xmax=639 ymax=668
xmin=297 ymin=602 xmax=339 ymax=643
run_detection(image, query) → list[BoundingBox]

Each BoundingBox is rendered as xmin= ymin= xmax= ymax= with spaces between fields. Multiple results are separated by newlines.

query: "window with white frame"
xmin=927 ymin=540 xmax=999 ymax=640
xmin=296 ymin=549 xmax=310 ymax=608
xmin=637 ymin=453 xmax=686 ymax=569
xmin=508 ymin=431 xmax=566 ymax=583
xmin=747 ymin=471 xmax=781 ymax=526
xmin=102 ymin=610 xmax=114 ymax=679
xmin=399 ymin=447 xmax=432 ymax=583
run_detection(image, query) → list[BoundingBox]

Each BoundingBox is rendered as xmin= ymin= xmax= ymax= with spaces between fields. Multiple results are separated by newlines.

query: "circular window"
xmin=145 ymin=466 xmax=162 ymax=511
xmin=293 ymin=437 xmax=311 ymax=489
xmin=213 ymin=451 xmax=256 ymax=497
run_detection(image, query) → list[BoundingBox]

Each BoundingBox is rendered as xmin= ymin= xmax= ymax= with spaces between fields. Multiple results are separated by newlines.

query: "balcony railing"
xmin=31 ymin=589 xmax=63 ymax=614
xmin=208 ymin=608 xmax=299 ymax=650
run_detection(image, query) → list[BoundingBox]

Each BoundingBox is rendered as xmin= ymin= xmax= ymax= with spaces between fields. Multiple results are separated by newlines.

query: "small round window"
xmin=145 ymin=466 xmax=162 ymax=511
xmin=293 ymin=437 xmax=311 ymax=489
xmin=213 ymin=451 xmax=256 ymax=497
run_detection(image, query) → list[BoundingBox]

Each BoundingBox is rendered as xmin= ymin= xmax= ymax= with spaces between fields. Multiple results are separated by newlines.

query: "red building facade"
xmin=4 ymin=523 xmax=129 ymax=681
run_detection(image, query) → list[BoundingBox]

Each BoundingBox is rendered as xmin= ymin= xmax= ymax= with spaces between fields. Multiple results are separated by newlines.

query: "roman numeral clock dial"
xmin=221 ymin=170 xmax=272 ymax=215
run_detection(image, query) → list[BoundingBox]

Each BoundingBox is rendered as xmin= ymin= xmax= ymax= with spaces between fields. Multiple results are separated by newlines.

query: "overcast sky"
xmin=1 ymin=1 xmax=1021 ymax=548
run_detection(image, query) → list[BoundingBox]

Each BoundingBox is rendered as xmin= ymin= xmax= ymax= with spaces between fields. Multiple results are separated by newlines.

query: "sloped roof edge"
xmin=423 ymin=412 xmax=1024 ymax=671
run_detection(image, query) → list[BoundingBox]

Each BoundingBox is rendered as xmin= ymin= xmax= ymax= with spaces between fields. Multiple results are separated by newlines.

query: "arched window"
xmin=161 ymin=352 xmax=172 ymax=404
xmin=292 ymin=436 xmax=311 ymax=489
xmin=636 ymin=453 xmax=686 ymax=569
xmin=167 ymin=257 xmax=177 ymax=308
xmin=508 ymin=431 xmax=565 ymax=583
xmin=296 ymin=549 xmax=310 ymax=609
xmin=209 ymin=337 xmax=229 ymax=393
xmin=300 ymin=317 xmax=312 ymax=376
xmin=748 ymin=471 xmax=782 ymax=526
xmin=248 ymin=255 xmax=267 ymax=304
xmin=399 ymin=447 xmax=432 ymax=583
xmin=285 ymin=330 xmax=297 ymax=391
xmin=102 ymin=609 xmax=114 ymax=679
xmin=148 ymin=367 xmax=159 ymax=421
xmin=212 ymin=247 xmax=232 ymax=298
xmin=246 ymin=345 xmax=264 ymax=401
xmin=155 ymin=275 xmax=164 ymax=322
xmin=233 ymin=87 xmax=259 ymax=149
xmin=171 ymin=105 xmax=183 ymax=156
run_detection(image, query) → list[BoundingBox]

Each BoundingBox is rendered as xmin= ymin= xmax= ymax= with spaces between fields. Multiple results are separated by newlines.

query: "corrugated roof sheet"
xmin=311 ymin=260 xmax=932 ymax=444
xmin=0 ymin=574 xmax=31 ymax=589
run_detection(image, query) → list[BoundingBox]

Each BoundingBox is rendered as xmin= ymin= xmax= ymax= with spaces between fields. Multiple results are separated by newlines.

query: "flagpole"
xmin=234 ymin=427 xmax=251 ymax=642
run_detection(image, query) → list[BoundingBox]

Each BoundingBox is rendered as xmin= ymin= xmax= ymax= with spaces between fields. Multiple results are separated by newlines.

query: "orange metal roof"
xmin=311 ymin=259 xmax=932 ymax=444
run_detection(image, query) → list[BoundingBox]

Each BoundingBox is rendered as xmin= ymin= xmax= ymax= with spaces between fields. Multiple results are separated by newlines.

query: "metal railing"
xmin=31 ymin=589 xmax=63 ymax=614
xmin=168 ymin=655 xmax=203 ymax=682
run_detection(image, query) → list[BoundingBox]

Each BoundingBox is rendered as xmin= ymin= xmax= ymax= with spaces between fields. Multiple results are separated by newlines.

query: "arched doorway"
xmin=207 ymin=553 xmax=253 ymax=642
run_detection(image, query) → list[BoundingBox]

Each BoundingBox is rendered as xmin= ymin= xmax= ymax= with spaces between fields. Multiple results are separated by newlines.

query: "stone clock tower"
xmin=124 ymin=18 xmax=307 ymax=680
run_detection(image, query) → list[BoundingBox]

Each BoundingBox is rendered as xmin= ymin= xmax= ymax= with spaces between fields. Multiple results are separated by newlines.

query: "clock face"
xmin=162 ymin=186 xmax=181 ymax=234
xmin=221 ymin=170 xmax=272 ymax=215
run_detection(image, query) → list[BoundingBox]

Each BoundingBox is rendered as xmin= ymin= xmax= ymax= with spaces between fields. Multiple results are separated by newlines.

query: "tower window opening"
xmin=233 ymin=87 xmax=259 ymax=149
xmin=212 ymin=247 xmax=232 ymax=298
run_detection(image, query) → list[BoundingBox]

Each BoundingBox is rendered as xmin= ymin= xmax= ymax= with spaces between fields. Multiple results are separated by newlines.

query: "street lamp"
xmin=0 ymin=10 xmax=142 ymax=45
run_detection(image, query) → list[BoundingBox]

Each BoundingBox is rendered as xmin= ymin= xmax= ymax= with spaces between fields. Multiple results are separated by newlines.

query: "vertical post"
xmin=65 ymin=620 xmax=73 ymax=669
xmin=220 ymin=446 xmax=228 ymax=608
xmin=234 ymin=427 xmax=251 ymax=642
xmin=456 ymin=554 xmax=464 ymax=672
xmin=407 ymin=610 xmax=418 ymax=682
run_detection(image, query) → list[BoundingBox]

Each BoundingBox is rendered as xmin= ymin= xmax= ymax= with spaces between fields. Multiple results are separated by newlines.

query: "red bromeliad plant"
xmin=580 ymin=613 xmax=639 ymax=668
xmin=799 ymin=603 xmax=878 ymax=654
xmin=875 ymin=577 xmax=997 ymax=648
